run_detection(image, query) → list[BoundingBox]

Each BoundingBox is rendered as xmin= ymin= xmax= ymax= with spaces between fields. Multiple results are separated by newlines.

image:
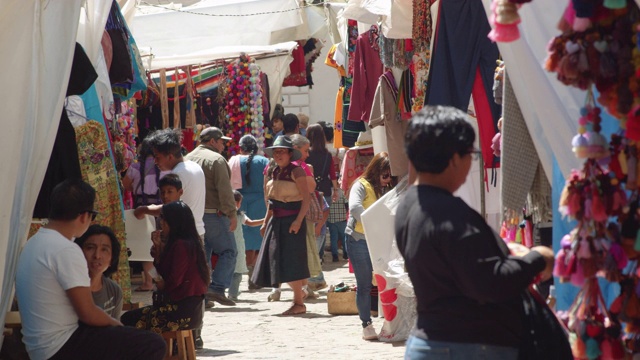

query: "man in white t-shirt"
xmin=15 ymin=179 xmax=165 ymax=360
xmin=149 ymin=129 xmax=206 ymax=237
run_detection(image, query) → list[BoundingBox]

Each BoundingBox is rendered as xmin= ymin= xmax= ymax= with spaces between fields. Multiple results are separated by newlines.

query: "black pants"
xmin=49 ymin=322 xmax=166 ymax=360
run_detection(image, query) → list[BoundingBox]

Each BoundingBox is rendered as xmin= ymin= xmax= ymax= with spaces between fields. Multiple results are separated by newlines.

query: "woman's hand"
xmin=151 ymin=230 xmax=164 ymax=256
xmin=531 ymin=246 xmax=555 ymax=282
xmin=260 ymin=224 xmax=267 ymax=237
xmin=289 ymin=219 xmax=302 ymax=234
xmin=315 ymin=223 xmax=323 ymax=236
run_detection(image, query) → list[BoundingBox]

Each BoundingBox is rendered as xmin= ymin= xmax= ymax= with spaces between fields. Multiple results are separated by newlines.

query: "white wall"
xmin=282 ymin=36 xmax=339 ymax=125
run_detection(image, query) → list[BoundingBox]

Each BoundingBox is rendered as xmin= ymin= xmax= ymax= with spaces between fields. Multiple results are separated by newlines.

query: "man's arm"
xmin=214 ymin=159 xmax=239 ymax=231
xmin=66 ymin=287 xmax=122 ymax=326
xmin=134 ymin=204 xmax=162 ymax=219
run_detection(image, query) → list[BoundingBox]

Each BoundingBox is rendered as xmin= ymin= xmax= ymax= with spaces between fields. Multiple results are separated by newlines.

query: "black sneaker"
xmin=332 ymin=255 xmax=339 ymax=262
xmin=195 ymin=336 xmax=204 ymax=350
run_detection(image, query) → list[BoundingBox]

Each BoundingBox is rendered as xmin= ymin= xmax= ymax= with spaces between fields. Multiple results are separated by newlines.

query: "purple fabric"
xmin=347 ymin=29 xmax=384 ymax=122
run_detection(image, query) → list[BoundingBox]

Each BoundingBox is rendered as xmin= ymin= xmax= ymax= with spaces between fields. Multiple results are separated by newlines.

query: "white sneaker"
xmin=362 ymin=323 xmax=378 ymax=341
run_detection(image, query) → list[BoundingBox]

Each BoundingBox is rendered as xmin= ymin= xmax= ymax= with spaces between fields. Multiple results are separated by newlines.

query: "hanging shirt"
xmin=369 ymin=72 xmax=409 ymax=178
xmin=347 ymin=28 xmax=384 ymax=122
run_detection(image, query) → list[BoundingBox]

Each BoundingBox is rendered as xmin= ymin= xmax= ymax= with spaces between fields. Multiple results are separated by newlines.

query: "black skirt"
xmin=252 ymin=203 xmax=309 ymax=287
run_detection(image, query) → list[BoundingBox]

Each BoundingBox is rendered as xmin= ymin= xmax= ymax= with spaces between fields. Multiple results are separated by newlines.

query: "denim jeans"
xmin=203 ymin=213 xmax=237 ymax=294
xmin=316 ymin=232 xmax=327 ymax=259
xmin=327 ymin=220 xmax=347 ymax=258
xmin=404 ymin=337 xmax=519 ymax=360
xmin=347 ymin=234 xmax=373 ymax=327
xmin=228 ymin=273 xmax=242 ymax=299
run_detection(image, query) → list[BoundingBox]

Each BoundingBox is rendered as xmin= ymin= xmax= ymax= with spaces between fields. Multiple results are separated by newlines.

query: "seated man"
xmin=75 ymin=224 xmax=123 ymax=319
xmin=15 ymin=179 xmax=166 ymax=360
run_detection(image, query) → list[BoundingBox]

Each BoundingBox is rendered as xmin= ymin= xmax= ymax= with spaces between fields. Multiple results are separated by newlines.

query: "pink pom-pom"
xmin=577 ymin=238 xmax=592 ymax=259
xmin=573 ymin=17 xmax=592 ymax=32
xmin=554 ymin=249 xmax=567 ymax=277
xmin=488 ymin=22 xmax=520 ymax=43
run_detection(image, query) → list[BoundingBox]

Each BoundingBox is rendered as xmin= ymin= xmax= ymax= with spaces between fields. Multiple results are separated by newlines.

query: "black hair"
xmin=282 ymin=113 xmax=300 ymax=134
xmin=317 ymin=121 xmax=334 ymax=142
xmin=49 ymin=179 xmax=96 ymax=221
xmin=233 ymin=190 xmax=243 ymax=203
xmin=239 ymin=135 xmax=258 ymax=186
xmin=149 ymin=128 xmax=183 ymax=158
xmin=159 ymin=173 xmax=182 ymax=190
xmin=272 ymin=104 xmax=285 ymax=121
xmin=75 ymin=224 xmax=121 ymax=277
xmin=405 ymin=106 xmax=475 ymax=174
xmin=161 ymin=201 xmax=211 ymax=285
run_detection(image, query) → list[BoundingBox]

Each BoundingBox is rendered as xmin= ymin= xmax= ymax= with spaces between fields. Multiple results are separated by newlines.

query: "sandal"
xmin=282 ymin=303 xmax=306 ymax=316
xmin=134 ymin=286 xmax=153 ymax=292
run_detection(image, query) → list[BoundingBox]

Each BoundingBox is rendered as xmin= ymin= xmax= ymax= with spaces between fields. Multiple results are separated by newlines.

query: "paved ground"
xmin=131 ymin=256 xmax=406 ymax=359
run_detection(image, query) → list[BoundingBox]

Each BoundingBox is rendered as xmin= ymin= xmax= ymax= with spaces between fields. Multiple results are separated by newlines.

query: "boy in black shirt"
xmin=395 ymin=106 xmax=554 ymax=359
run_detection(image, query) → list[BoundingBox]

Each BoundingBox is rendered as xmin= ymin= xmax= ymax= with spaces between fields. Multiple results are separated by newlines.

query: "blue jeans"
xmin=228 ymin=273 xmax=242 ymax=299
xmin=203 ymin=213 xmax=237 ymax=294
xmin=347 ymin=235 xmax=373 ymax=327
xmin=316 ymin=232 xmax=326 ymax=259
xmin=404 ymin=337 xmax=519 ymax=360
xmin=327 ymin=221 xmax=347 ymax=258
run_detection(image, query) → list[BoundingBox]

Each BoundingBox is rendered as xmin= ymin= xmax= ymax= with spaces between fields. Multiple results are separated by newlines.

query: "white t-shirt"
xmin=15 ymin=228 xmax=91 ymax=360
xmin=172 ymin=160 xmax=206 ymax=236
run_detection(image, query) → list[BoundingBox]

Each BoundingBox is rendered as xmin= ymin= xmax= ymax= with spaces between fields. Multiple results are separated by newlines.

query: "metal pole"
xmin=480 ymin=154 xmax=486 ymax=220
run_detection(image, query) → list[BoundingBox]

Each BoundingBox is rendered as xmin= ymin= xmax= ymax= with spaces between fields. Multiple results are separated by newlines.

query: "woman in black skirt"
xmin=252 ymin=136 xmax=311 ymax=315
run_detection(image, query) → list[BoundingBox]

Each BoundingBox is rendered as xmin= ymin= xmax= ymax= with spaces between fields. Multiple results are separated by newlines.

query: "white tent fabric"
xmin=129 ymin=0 xmax=303 ymax=58
xmin=480 ymin=0 xmax=582 ymax=181
xmin=0 ymin=0 xmax=83 ymax=347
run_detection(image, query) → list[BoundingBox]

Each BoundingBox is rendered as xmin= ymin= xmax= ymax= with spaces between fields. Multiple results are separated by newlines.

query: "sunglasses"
xmin=381 ymin=173 xmax=391 ymax=180
xmin=468 ymin=149 xmax=482 ymax=161
xmin=85 ymin=210 xmax=99 ymax=221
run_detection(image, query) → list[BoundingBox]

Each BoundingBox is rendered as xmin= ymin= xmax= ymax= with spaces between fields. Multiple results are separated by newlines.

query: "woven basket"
xmin=327 ymin=290 xmax=358 ymax=315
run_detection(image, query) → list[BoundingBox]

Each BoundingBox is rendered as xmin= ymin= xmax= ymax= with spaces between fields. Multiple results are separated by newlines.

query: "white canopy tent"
xmin=0 ymin=0 xmax=84 ymax=348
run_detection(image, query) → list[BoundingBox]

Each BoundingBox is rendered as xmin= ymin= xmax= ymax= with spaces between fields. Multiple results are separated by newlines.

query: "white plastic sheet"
xmin=124 ymin=210 xmax=156 ymax=262
xmin=361 ymin=177 xmax=415 ymax=342
xmin=0 ymin=0 xmax=83 ymax=347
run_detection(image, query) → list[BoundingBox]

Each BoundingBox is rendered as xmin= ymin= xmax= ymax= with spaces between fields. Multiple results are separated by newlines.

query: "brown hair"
xmin=306 ymin=124 xmax=327 ymax=155
xmin=358 ymin=152 xmax=391 ymax=199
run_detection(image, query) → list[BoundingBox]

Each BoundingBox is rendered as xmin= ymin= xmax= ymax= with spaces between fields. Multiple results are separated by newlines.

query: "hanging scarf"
xmin=396 ymin=69 xmax=413 ymax=120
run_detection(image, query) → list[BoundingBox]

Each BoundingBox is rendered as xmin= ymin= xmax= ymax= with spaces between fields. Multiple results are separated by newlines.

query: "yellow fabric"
xmin=354 ymin=178 xmax=377 ymax=234
xmin=333 ymin=86 xmax=344 ymax=149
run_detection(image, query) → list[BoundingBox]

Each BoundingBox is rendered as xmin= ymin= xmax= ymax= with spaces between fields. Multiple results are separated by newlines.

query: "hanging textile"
xmin=159 ymin=68 xmax=169 ymax=129
xmin=348 ymin=26 xmax=384 ymax=122
xmin=33 ymin=43 xmax=96 ymax=218
xmin=411 ymin=0 xmax=435 ymax=112
xmin=303 ymin=38 xmax=324 ymax=88
xmin=347 ymin=20 xmax=359 ymax=77
xmin=501 ymin=70 xmax=551 ymax=223
xmin=333 ymin=87 xmax=345 ymax=149
xmin=173 ymin=67 xmax=181 ymax=129
xmin=75 ymin=120 xmax=131 ymax=302
xmin=184 ymin=66 xmax=196 ymax=129
xmin=105 ymin=1 xmax=133 ymax=86
xmin=379 ymin=35 xmax=414 ymax=70
xmin=282 ymin=41 xmax=307 ymax=87
xmin=369 ymin=71 xmax=409 ymax=178
xmin=396 ymin=69 xmax=413 ymax=120
xmin=425 ymin=0 xmax=501 ymax=168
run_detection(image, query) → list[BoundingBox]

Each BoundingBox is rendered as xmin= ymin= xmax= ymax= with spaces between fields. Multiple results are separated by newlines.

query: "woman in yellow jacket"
xmin=346 ymin=152 xmax=393 ymax=341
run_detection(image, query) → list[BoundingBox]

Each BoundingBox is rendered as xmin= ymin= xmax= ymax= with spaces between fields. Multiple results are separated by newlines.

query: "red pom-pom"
xmin=488 ymin=22 xmax=520 ymax=43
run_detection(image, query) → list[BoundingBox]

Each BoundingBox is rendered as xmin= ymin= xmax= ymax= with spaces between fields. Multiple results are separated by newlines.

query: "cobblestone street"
xmin=132 ymin=259 xmax=406 ymax=359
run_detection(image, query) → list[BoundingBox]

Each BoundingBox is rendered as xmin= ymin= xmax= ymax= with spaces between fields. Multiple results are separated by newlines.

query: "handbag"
xmin=306 ymin=190 xmax=324 ymax=223
xmin=519 ymin=287 xmax=573 ymax=360
xmin=314 ymin=154 xmax=329 ymax=188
